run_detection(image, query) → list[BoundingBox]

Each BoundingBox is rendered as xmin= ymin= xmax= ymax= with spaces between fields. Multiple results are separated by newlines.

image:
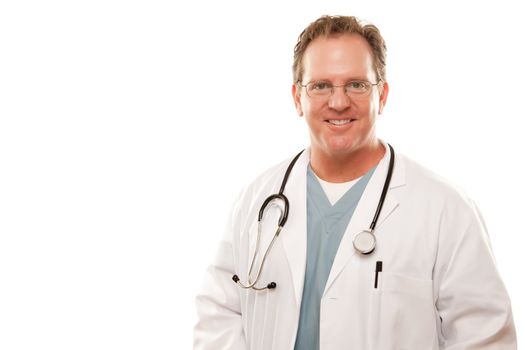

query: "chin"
xmin=325 ymin=138 xmax=358 ymax=154
xmin=321 ymin=145 xmax=357 ymax=159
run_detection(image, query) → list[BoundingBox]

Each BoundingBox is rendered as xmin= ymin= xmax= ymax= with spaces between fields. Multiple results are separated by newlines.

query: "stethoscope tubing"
xmin=233 ymin=144 xmax=395 ymax=290
xmin=369 ymin=144 xmax=395 ymax=232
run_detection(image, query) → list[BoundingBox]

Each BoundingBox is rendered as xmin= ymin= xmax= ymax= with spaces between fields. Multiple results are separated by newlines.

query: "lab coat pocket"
xmin=368 ymin=273 xmax=437 ymax=350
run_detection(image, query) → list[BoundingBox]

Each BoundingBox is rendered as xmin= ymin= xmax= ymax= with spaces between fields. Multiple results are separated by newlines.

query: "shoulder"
xmin=232 ymin=152 xmax=303 ymax=215
xmin=397 ymin=151 xmax=477 ymax=213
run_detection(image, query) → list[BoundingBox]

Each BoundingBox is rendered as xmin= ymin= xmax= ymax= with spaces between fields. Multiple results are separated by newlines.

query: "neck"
xmin=310 ymin=140 xmax=385 ymax=183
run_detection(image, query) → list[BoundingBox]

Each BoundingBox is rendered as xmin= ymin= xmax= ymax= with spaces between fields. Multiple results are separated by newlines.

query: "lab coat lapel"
xmin=323 ymin=144 xmax=406 ymax=295
xmin=279 ymin=149 xmax=310 ymax=307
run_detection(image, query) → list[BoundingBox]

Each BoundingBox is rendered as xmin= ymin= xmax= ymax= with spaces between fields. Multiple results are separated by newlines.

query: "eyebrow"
xmin=308 ymin=77 xmax=370 ymax=83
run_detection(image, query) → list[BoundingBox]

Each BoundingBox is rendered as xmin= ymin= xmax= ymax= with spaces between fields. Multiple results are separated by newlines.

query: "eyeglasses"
xmin=297 ymin=80 xmax=381 ymax=99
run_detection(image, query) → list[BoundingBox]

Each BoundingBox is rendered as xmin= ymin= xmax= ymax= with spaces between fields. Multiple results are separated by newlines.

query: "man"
xmin=194 ymin=15 xmax=516 ymax=349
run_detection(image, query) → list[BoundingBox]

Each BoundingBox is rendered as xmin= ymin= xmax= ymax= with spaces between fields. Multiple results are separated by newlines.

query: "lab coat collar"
xmin=278 ymin=140 xmax=406 ymax=305
xmin=324 ymin=140 xmax=406 ymax=295
xmin=279 ymin=149 xmax=309 ymax=307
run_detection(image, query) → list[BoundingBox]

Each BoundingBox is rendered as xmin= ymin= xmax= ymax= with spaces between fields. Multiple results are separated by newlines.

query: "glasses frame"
xmin=297 ymin=79 xmax=382 ymax=99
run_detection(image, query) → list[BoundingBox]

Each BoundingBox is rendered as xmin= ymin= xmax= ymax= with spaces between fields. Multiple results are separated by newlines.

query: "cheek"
xmin=369 ymin=91 xmax=383 ymax=114
xmin=300 ymin=97 xmax=316 ymax=118
xmin=367 ymin=102 xmax=377 ymax=116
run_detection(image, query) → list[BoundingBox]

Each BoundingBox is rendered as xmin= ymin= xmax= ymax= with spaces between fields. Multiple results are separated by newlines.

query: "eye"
xmin=347 ymin=81 xmax=368 ymax=90
xmin=309 ymin=81 xmax=332 ymax=91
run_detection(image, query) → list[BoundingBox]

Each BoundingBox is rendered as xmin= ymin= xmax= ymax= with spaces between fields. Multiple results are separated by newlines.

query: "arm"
xmin=193 ymin=194 xmax=247 ymax=350
xmin=433 ymin=199 xmax=516 ymax=349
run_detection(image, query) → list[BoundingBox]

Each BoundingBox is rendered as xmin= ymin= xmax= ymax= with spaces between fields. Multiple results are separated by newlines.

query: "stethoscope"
xmin=232 ymin=144 xmax=395 ymax=291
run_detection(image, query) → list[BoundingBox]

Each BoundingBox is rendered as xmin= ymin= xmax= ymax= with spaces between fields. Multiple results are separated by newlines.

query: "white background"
xmin=1 ymin=0 xmax=523 ymax=348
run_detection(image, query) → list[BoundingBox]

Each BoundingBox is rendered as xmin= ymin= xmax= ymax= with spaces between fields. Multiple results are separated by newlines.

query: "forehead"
xmin=302 ymin=33 xmax=375 ymax=81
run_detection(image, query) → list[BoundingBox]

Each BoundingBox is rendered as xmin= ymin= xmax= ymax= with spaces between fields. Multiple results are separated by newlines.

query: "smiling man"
xmin=194 ymin=15 xmax=516 ymax=350
xmin=292 ymin=32 xmax=387 ymax=183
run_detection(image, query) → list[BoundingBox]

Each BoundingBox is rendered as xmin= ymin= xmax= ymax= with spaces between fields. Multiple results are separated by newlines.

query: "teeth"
xmin=328 ymin=119 xmax=352 ymax=125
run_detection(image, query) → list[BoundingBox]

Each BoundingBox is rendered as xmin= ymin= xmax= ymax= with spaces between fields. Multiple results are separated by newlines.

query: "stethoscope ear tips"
xmin=232 ymin=274 xmax=277 ymax=290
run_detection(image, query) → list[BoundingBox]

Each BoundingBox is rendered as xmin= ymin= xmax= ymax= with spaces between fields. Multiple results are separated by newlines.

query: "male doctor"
xmin=194 ymin=15 xmax=516 ymax=349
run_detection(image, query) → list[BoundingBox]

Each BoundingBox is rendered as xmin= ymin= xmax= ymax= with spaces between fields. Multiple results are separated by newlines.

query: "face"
xmin=292 ymin=34 xmax=389 ymax=159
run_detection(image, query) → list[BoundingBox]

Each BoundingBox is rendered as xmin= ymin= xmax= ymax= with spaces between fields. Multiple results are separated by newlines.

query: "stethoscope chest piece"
xmin=353 ymin=229 xmax=376 ymax=255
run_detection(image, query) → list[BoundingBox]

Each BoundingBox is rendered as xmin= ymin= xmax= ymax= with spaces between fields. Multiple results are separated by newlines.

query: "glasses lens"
xmin=306 ymin=82 xmax=332 ymax=98
xmin=345 ymin=81 xmax=370 ymax=94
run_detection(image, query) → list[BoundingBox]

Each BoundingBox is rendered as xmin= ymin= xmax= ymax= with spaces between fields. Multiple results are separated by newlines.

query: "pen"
xmin=374 ymin=261 xmax=383 ymax=289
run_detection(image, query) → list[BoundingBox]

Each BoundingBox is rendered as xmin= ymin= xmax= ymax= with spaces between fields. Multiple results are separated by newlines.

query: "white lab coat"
xmin=194 ymin=144 xmax=516 ymax=350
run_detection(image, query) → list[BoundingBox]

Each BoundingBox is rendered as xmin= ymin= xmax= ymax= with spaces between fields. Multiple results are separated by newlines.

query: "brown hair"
xmin=293 ymin=15 xmax=387 ymax=84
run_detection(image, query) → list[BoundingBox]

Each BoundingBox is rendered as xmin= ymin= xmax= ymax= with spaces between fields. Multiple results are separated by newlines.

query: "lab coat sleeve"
xmin=193 ymin=191 xmax=247 ymax=350
xmin=433 ymin=198 xmax=516 ymax=349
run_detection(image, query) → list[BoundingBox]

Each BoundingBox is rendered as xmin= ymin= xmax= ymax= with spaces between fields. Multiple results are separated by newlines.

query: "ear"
xmin=378 ymin=81 xmax=389 ymax=115
xmin=292 ymin=84 xmax=303 ymax=116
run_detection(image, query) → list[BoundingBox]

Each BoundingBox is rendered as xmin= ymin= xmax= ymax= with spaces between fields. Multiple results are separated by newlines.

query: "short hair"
xmin=293 ymin=15 xmax=387 ymax=84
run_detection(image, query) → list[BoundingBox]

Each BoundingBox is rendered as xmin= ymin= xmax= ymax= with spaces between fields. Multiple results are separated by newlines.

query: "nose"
xmin=327 ymin=86 xmax=351 ymax=111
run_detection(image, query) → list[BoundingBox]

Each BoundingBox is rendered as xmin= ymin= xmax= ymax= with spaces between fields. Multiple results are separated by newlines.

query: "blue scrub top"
xmin=294 ymin=164 xmax=376 ymax=350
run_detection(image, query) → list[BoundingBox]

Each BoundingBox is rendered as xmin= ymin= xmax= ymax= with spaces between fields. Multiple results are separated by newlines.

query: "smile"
xmin=326 ymin=119 xmax=355 ymax=126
